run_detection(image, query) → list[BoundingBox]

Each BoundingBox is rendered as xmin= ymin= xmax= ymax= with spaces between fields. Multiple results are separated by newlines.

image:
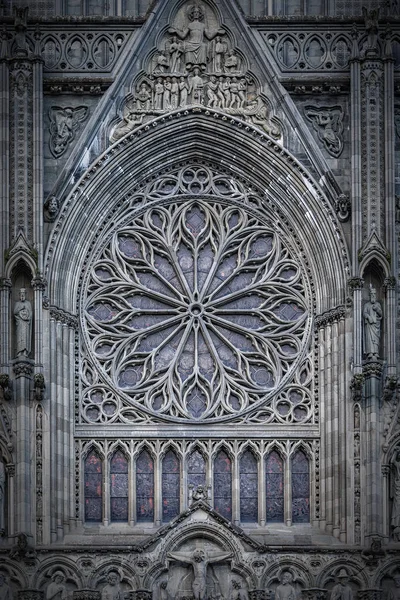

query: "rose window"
xmin=82 ymin=199 xmax=311 ymax=421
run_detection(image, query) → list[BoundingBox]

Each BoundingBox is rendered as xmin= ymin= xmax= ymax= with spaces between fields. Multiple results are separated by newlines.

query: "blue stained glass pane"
xmin=292 ymin=451 xmax=310 ymax=523
xmin=110 ymin=451 xmax=128 ymax=522
xmin=240 ymin=450 xmax=258 ymax=522
xmin=266 ymin=451 xmax=284 ymax=523
xmin=136 ymin=450 xmax=154 ymax=522
xmin=214 ymin=450 xmax=232 ymax=520
xmin=162 ymin=450 xmax=180 ymax=522
xmin=84 ymin=452 xmax=102 ymax=522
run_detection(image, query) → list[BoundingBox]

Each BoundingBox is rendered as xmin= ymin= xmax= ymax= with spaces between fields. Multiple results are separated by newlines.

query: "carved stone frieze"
xmin=18 ymin=591 xmax=44 ymax=600
xmin=304 ymin=105 xmax=344 ymax=157
xmin=12 ymin=360 xmax=34 ymax=377
xmin=50 ymin=306 xmax=78 ymax=328
xmin=348 ymin=277 xmax=364 ymax=296
xmin=73 ymin=591 xmax=101 ymax=600
xmin=48 ymin=106 xmax=89 ymax=158
xmin=314 ymin=305 xmax=346 ymax=329
xmin=110 ymin=5 xmax=281 ymax=143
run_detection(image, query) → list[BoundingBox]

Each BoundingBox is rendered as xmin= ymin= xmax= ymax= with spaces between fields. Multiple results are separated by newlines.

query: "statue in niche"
xmin=167 ymin=547 xmax=232 ymax=600
xmin=275 ymin=571 xmax=296 ymax=600
xmin=101 ymin=571 xmax=123 ymax=600
xmin=169 ymin=36 xmax=183 ymax=72
xmin=46 ymin=572 xmax=68 ymax=600
xmin=363 ymin=284 xmax=382 ymax=359
xmin=331 ymin=569 xmax=353 ymax=600
xmin=388 ymin=575 xmax=400 ymax=600
xmin=391 ymin=448 xmax=400 ymax=541
xmin=168 ymin=4 xmax=224 ymax=71
xmin=14 ymin=288 xmax=32 ymax=358
xmin=213 ymin=36 xmax=226 ymax=72
xmin=362 ymin=7 xmax=380 ymax=51
xmin=0 ymin=454 xmax=5 ymax=535
xmin=0 ymin=574 xmax=13 ymax=600
xmin=13 ymin=6 xmax=29 ymax=55
xmin=164 ymin=77 xmax=172 ymax=110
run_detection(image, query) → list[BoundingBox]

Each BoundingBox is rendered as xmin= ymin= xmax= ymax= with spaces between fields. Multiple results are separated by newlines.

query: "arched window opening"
xmin=214 ymin=450 xmax=232 ymax=520
xmin=292 ymin=450 xmax=310 ymax=523
xmin=265 ymin=451 xmax=284 ymax=523
xmin=240 ymin=450 xmax=258 ymax=523
xmin=136 ymin=450 xmax=154 ymax=523
xmin=110 ymin=450 xmax=128 ymax=522
xmin=162 ymin=450 xmax=180 ymax=522
xmin=188 ymin=449 xmax=206 ymax=491
xmin=84 ymin=451 xmax=102 ymax=522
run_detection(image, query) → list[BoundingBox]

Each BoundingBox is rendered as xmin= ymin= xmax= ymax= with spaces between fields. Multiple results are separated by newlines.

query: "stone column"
xmin=13 ymin=359 xmax=34 ymax=535
xmin=382 ymin=464 xmax=390 ymax=541
xmin=0 ymin=29 xmax=10 ymax=278
xmin=349 ymin=26 xmax=362 ymax=268
xmin=363 ymin=360 xmax=384 ymax=540
xmin=0 ymin=278 xmax=11 ymax=368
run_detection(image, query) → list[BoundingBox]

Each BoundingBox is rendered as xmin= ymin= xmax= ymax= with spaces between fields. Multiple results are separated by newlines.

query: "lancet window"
xmin=110 ymin=450 xmax=129 ymax=522
xmin=265 ymin=451 xmax=284 ymax=523
xmin=162 ymin=450 xmax=180 ymax=522
xmin=84 ymin=450 xmax=103 ymax=522
xmin=188 ymin=450 xmax=207 ymax=491
xmin=136 ymin=450 xmax=154 ymax=523
xmin=291 ymin=450 xmax=310 ymax=523
xmin=213 ymin=450 xmax=232 ymax=521
xmin=240 ymin=450 xmax=258 ymax=523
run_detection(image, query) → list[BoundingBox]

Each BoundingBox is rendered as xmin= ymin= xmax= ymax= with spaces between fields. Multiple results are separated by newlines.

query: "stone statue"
xmin=331 ymin=569 xmax=353 ymax=600
xmin=362 ymin=7 xmax=379 ymax=51
xmin=169 ymin=36 xmax=182 ymax=72
xmin=154 ymin=50 xmax=169 ymax=74
xmin=45 ymin=195 xmax=59 ymax=221
xmin=136 ymin=83 xmax=151 ymax=111
xmin=46 ymin=572 xmax=67 ymax=600
xmin=224 ymin=49 xmax=240 ymax=73
xmin=363 ymin=284 xmax=382 ymax=359
xmin=275 ymin=571 xmax=296 ymax=600
xmin=213 ymin=36 xmax=226 ymax=72
xmin=158 ymin=581 xmax=169 ymax=600
xmin=101 ymin=571 xmax=122 ymax=600
xmin=14 ymin=288 xmax=32 ymax=358
xmin=168 ymin=4 xmax=224 ymax=71
xmin=189 ymin=68 xmax=204 ymax=104
xmin=0 ymin=455 xmax=5 ymax=534
xmin=388 ymin=574 xmax=400 ymax=600
xmin=167 ymin=548 xmax=232 ymax=600
xmin=0 ymin=574 xmax=12 ymax=600
xmin=391 ymin=448 xmax=400 ymax=541
xmin=13 ymin=6 xmax=29 ymax=55
xmin=232 ymin=580 xmax=248 ymax=600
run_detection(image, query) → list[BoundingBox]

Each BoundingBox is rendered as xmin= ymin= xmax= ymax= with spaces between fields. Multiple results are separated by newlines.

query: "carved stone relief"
xmin=14 ymin=288 xmax=32 ymax=359
xmin=48 ymin=106 xmax=89 ymax=158
xmin=304 ymin=106 xmax=344 ymax=158
xmin=363 ymin=284 xmax=382 ymax=360
xmin=110 ymin=4 xmax=281 ymax=143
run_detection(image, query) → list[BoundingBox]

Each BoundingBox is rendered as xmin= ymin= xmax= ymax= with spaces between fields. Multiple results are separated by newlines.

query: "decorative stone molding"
xmin=49 ymin=306 xmax=78 ymax=328
xmin=73 ymin=591 xmax=101 ymax=600
xmin=363 ymin=361 xmax=384 ymax=378
xmin=357 ymin=591 xmax=382 ymax=600
xmin=33 ymin=374 xmax=45 ymax=402
xmin=12 ymin=360 xmax=34 ymax=377
xmin=31 ymin=275 xmax=47 ymax=291
xmin=383 ymin=376 xmax=398 ymax=402
xmin=314 ymin=305 xmax=346 ymax=329
xmin=0 ymin=374 xmax=12 ymax=401
xmin=0 ymin=278 xmax=12 ymax=291
xmin=249 ymin=592 xmax=270 ymax=600
xmin=383 ymin=276 xmax=397 ymax=292
xmin=351 ymin=374 xmax=364 ymax=402
xmin=126 ymin=593 xmax=152 ymax=600
xmin=335 ymin=193 xmax=351 ymax=222
xmin=304 ymin=105 xmax=344 ymax=157
xmin=18 ymin=591 xmax=44 ymax=600
xmin=48 ymin=106 xmax=89 ymax=158
xmin=348 ymin=277 xmax=364 ymax=295
xmin=303 ymin=589 xmax=328 ymax=600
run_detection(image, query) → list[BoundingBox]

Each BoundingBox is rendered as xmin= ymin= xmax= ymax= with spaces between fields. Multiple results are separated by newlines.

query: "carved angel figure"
xmin=304 ymin=106 xmax=344 ymax=158
xmin=49 ymin=106 xmax=89 ymax=158
xmin=244 ymin=97 xmax=282 ymax=139
xmin=275 ymin=571 xmax=296 ymax=600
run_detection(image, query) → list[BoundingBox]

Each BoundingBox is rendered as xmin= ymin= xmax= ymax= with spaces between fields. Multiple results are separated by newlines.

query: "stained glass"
xmin=84 ymin=451 xmax=102 ymax=522
xmin=214 ymin=450 xmax=232 ymax=520
xmin=292 ymin=450 xmax=310 ymax=523
xmin=136 ymin=450 xmax=154 ymax=522
xmin=188 ymin=450 xmax=206 ymax=490
xmin=240 ymin=450 xmax=258 ymax=522
xmin=266 ymin=451 xmax=284 ymax=523
xmin=110 ymin=450 xmax=128 ymax=522
xmin=162 ymin=450 xmax=180 ymax=522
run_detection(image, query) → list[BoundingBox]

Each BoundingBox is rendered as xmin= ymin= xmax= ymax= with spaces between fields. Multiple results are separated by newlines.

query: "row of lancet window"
xmin=84 ymin=448 xmax=310 ymax=524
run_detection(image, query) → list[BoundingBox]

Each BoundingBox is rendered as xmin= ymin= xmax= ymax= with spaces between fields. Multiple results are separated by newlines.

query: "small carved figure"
xmin=167 ymin=548 xmax=232 ymax=600
xmin=46 ymin=572 xmax=67 ymax=600
xmin=48 ymin=106 xmax=89 ymax=158
xmin=217 ymin=77 xmax=225 ymax=107
xmin=206 ymin=75 xmax=219 ymax=108
xmin=179 ymin=76 xmax=189 ymax=107
xmin=154 ymin=78 xmax=164 ymax=110
xmin=238 ymin=78 xmax=247 ymax=109
xmin=363 ymin=284 xmax=382 ymax=359
xmin=362 ymin=7 xmax=380 ymax=51
xmin=304 ymin=106 xmax=344 ymax=158
xmin=45 ymin=195 xmax=59 ymax=221
xmin=101 ymin=571 xmax=122 ymax=600
xmin=136 ymin=83 xmax=151 ymax=111
xmin=224 ymin=49 xmax=239 ymax=73
xmin=391 ymin=449 xmax=400 ymax=541
xmin=111 ymin=110 xmax=144 ymax=142
xmin=232 ymin=580 xmax=248 ymax=600
xmin=158 ymin=581 xmax=169 ymax=600
xmin=244 ymin=97 xmax=281 ymax=139
xmin=192 ymin=484 xmax=208 ymax=502
xmin=14 ymin=288 xmax=32 ymax=358
xmin=189 ymin=67 xmax=204 ymax=104
xmin=13 ymin=6 xmax=29 ymax=55
xmin=0 ymin=455 xmax=5 ymax=535
xmin=0 ymin=574 xmax=13 ymax=600
xmin=388 ymin=574 xmax=400 ymax=600
xmin=214 ymin=36 xmax=226 ymax=72
xmin=331 ymin=569 xmax=353 ymax=600
xmin=164 ymin=77 xmax=172 ymax=110
xmin=222 ymin=76 xmax=231 ymax=106
xmin=154 ymin=50 xmax=169 ymax=74
xmin=169 ymin=36 xmax=182 ymax=72
xmin=170 ymin=77 xmax=179 ymax=109
xmin=229 ymin=77 xmax=240 ymax=109
xmin=275 ymin=571 xmax=296 ymax=600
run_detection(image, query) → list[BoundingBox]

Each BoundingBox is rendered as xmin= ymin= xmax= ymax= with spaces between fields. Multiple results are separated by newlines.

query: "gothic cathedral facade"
xmin=1 ymin=0 xmax=400 ymax=598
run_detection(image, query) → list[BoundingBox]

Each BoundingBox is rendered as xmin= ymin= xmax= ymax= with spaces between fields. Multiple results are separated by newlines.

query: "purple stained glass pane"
xmin=85 ymin=473 xmax=102 ymax=497
xmin=292 ymin=451 xmax=310 ymax=523
xmin=240 ymin=450 xmax=258 ymax=522
xmin=110 ymin=451 xmax=128 ymax=522
xmin=85 ymin=497 xmax=102 ymax=522
xmin=110 ymin=473 xmax=128 ymax=497
xmin=136 ymin=450 xmax=154 ymax=522
xmin=266 ymin=451 xmax=284 ymax=523
xmin=162 ymin=451 xmax=180 ymax=522
xmin=85 ymin=451 xmax=102 ymax=473
xmin=84 ymin=452 xmax=102 ymax=522
xmin=188 ymin=450 xmax=206 ymax=491
xmin=214 ymin=451 xmax=232 ymax=520
xmin=110 ymin=497 xmax=129 ymax=522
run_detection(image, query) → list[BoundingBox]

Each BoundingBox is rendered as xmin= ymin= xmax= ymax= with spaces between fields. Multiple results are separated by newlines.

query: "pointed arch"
xmin=84 ymin=449 xmax=103 ymax=522
xmin=162 ymin=449 xmax=180 ymax=522
xmin=136 ymin=448 xmax=154 ymax=523
xmin=213 ymin=448 xmax=232 ymax=521
xmin=291 ymin=449 xmax=310 ymax=523
xmin=239 ymin=448 xmax=258 ymax=523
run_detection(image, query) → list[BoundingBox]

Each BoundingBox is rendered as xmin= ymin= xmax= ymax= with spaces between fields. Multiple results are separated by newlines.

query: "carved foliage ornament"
xmin=110 ymin=3 xmax=281 ymax=143
xmin=48 ymin=106 xmax=89 ymax=158
xmin=304 ymin=105 xmax=344 ymax=158
xmin=82 ymin=194 xmax=311 ymax=423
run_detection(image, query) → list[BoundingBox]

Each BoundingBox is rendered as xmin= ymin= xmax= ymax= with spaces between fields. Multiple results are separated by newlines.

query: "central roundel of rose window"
xmin=83 ymin=199 xmax=311 ymax=422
